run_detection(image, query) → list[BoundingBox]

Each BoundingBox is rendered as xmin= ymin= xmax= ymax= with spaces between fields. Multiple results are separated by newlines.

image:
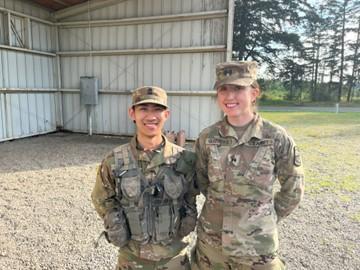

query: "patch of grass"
xmin=351 ymin=212 xmax=360 ymax=223
xmin=258 ymin=99 xmax=360 ymax=107
xmin=339 ymin=176 xmax=360 ymax=192
xmin=260 ymin=112 xmax=360 ymax=127
xmin=338 ymin=194 xmax=352 ymax=203
xmin=259 ymin=112 xmax=360 ymax=195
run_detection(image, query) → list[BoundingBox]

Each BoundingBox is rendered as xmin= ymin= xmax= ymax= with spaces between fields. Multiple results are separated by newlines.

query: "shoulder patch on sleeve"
xmin=294 ymin=146 xmax=302 ymax=166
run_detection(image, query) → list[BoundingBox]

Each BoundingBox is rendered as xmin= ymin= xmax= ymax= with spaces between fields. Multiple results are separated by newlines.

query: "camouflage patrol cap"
xmin=131 ymin=86 xmax=168 ymax=108
xmin=214 ymin=61 xmax=258 ymax=89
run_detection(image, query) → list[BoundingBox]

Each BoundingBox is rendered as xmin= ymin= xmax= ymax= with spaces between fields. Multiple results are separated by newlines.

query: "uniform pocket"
xmin=207 ymin=145 xmax=225 ymax=181
xmin=243 ymin=140 xmax=275 ymax=190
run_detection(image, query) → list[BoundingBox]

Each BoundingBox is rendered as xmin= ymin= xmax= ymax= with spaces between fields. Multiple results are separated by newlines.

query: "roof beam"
xmin=56 ymin=10 xmax=227 ymax=28
xmin=57 ymin=45 xmax=226 ymax=57
xmin=54 ymin=0 xmax=126 ymax=20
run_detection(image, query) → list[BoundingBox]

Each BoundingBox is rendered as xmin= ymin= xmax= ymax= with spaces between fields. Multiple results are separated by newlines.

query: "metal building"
xmin=0 ymin=0 xmax=234 ymax=141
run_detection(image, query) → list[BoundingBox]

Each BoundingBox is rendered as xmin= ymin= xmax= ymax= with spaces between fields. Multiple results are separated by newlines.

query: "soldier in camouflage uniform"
xmin=92 ymin=86 xmax=198 ymax=270
xmin=192 ymin=61 xmax=305 ymax=270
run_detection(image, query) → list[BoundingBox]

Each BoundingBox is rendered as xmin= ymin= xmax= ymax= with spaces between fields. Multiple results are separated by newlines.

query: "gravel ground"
xmin=0 ymin=132 xmax=359 ymax=270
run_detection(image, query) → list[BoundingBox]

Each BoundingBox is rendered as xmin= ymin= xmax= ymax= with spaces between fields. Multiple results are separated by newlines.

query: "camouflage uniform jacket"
xmin=92 ymin=136 xmax=198 ymax=261
xmin=194 ymin=113 xmax=304 ymax=258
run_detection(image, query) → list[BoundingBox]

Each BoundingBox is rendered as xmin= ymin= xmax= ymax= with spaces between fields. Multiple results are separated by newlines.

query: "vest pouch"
xmin=120 ymin=171 xmax=148 ymax=243
xmin=124 ymin=205 xmax=150 ymax=243
xmin=120 ymin=173 xmax=141 ymax=201
xmin=175 ymin=150 xmax=196 ymax=175
xmin=154 ymin=204 xmax=173 ymax=242
xmin=163 ymin=173 xmax=184 ymax=200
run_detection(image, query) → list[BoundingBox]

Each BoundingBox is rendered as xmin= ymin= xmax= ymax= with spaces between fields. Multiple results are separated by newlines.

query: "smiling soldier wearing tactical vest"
xmin=91 ymin=86 xmax=198 ymax=270
xmin=192 ymin=62 xmax=305 ymax=270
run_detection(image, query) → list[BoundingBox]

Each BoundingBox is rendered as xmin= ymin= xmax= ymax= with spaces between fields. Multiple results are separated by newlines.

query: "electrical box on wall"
xmin=80 ymin=76 xmax=98 ymax=105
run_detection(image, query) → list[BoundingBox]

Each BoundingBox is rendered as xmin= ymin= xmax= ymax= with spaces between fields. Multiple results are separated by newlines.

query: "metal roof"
xmin=31 ymin=0 xmax=88 ymax=11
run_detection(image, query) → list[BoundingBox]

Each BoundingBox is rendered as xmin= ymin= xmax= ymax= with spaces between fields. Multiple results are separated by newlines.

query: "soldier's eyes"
xmin=218 ymin=86 xmax=244 ymax=93
xmin=138 ymin=107 xmax=147 ymax=111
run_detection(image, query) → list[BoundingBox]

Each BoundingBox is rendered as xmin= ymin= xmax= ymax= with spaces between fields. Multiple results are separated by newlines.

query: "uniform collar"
xmin=218 ymin=113 xmax=263 ymax=144
xmin=129 ymin=135 xmax=173 ymax=169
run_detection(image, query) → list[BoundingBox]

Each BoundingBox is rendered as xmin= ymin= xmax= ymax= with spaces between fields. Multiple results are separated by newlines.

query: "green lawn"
xmin=259 ymin=112 xmax=360 ymax=197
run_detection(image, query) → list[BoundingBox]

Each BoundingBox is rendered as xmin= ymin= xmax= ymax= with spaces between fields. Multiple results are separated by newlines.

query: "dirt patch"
xmin=0 ymin=131 xmax=359 ymax=269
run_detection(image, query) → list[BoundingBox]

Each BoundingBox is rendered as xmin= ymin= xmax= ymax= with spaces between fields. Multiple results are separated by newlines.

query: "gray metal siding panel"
xmin=62 ymin=0 xmax=227 ymax=20
xmin=0 ymin=3 xmax=57 ymax=142
xmin=165 ymin=95 xmax=220 ymax=138
xmin=8 ymin=51 xmax=18 ymax=87
xmin=0 ymin=50 xmax=4 ymax=87
xmin=25 ymin=54 xmax=35 ymax=87
xmin=0 ymin=12 xmax=4 ymax=44
xmin=17 ymin=53 xmax=27 ymax=87
xmin=0 ymin=93 xmax=56 ymax=141
xmin=10 ymin=15 xmax=25 ymax=47
xmin=0 ymin=93 xmax=5 ymax=139
xmin=28 ymin=93 xmax=38 ymax=134
xmin=0 ymin=50 xmax=56 ymax=139
xmin=62 ymin=93 xmax=87 ymax=132
xmin=61 ymin=52 xmax=225 ymax=91
xmin=61 ymin=92 xmax=219 ymax=139
xmin=35 ymin=93 xmax=44 ymax=132
xmin=58 ymin=0 xmax=228 ymax=138
xmin=0 ymin=0 xmax=52 ymax=20
xmin=18 ymin=93 xmax=29 ymax=135
xmin=62 ymin=92 xmax=137 ymax=135
xmin=0 ymin=50 xmax=56 ymax=89
xmin=5 ymin=93 xmax=13 ymax=137
xmin=59 ymin=20 xmax=225 ymax=51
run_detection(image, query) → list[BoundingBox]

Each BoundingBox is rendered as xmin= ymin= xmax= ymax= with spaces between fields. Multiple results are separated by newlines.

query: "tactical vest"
xmin=112 ymin=144 xmax=189 ymax=245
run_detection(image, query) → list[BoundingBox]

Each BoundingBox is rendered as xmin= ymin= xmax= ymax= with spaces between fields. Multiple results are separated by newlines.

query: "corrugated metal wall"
xmin=0 ymin=1 xmax=57 ymax=142
xmin=0 ymin=93 xmax=57 ymax=141
xmin=0 ymin=0 xmax=232 ymax=141
xmin=0 ymin=0 xmax=51 ymax=20
xmin=59 ymin=0 xmax=229 ymax=139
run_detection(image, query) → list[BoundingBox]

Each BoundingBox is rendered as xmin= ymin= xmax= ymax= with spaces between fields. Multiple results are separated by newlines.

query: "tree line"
xmin=232 ymin=0 xmax=360 ymax=102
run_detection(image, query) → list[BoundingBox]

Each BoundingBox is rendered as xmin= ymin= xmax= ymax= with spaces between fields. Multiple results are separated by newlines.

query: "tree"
xmin=346 ymin=13 xmax=360 ymax=101
xmin=279 ymin=57 xmax=305 ymax=101
xmin=232 ymin=0 xmax=311 ymax=70
xmin=324 ymin=0 xmax=360 ymax=101
xmin=301 ymin=6 xmax=326 ymax=100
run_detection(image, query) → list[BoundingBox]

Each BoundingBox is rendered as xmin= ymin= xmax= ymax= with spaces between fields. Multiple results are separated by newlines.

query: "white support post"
xmin=87 ymin=105 xmax=93 ymax=136
xmin=226 ymin=0 xmax=235 ymax=61
xmin=55 ymin=26 xmax=64 ymax=129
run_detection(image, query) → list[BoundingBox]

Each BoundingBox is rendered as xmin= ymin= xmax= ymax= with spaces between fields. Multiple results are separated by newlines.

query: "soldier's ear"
xmin=128 ymin=106 xmax=135 ymax=122
xmin=163 ymin=109 xmax=170 ymax=120
xmin=251 ymin=86 xmax=260 ymax=100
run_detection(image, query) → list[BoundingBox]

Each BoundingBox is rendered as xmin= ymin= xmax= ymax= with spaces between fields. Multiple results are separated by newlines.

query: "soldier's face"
xmin=216 ymin=84 xmax=258 ymax=119
xmin=128 ymin=103 xmax=169 ymax=138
